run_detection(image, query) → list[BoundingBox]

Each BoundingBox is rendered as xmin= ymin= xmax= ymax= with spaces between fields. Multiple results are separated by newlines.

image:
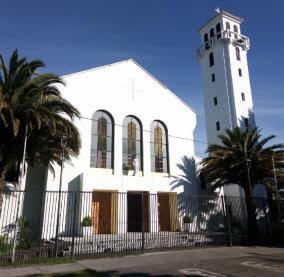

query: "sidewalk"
xmin=0 ymin=246 xmax=284 ymax=277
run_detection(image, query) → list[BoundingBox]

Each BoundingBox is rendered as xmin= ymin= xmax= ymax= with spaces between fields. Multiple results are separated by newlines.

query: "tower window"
xmin=233 ymin=25 xmax=239 ymax=39
xmin=204 ymin=33 xmax=209 ymax=50
xmin=238 ymin=68 xmax=242 ymax=76
xmin=210 ymin=28 xmax=215 ymax=38
xmin=213 ymin=97 xmax=218 ymax=106
xmin=216 ymin=23 xmax=221 ymax=39
xmin=211 ymin=73 xmax=215 ymax=82
xmin=216 ymin=121 xmax=220 ymax=131
xmin=244 ymin=118 xmax=249 ymax=127
xmin=235 ymin=47 xmax=241 ymax=61
xmin=241 ymin=93 xmax=245 ymax=101
xmin=226 ymin=22 xmax=231 ymax=37
xmin=209 ymin=52 xmax=214 ymax=67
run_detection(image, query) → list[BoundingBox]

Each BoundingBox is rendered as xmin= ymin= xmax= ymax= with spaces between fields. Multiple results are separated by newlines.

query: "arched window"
xmin=150 ymin=121 xmax=169 ymax=173
xmin=122 ymin=116 xmax=142 ymax=171
xmin=90 ymin=110 xmax=114 ymax=168
xmin=226 ymin=22 xmax=231 ymax=37
xmin=216 ymin=23 xmax=221 ymax=39
xmin=204 ymin=33 xmax=209 ymax=50
xmin=233 ymin=25 xmax=238 ymax=39
xmin=235 ymin=47 xmax=241 ymax=61
xmin=210 ymin=28 xmax=214 ymax=38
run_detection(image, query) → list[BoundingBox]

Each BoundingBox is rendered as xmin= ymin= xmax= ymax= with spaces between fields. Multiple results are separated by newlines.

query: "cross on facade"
xmin=124 ymin=78 xmax=143 ymax=101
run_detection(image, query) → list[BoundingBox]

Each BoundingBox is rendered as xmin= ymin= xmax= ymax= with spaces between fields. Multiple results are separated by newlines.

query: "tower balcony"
xmin=197 ymin=30 xmax=250 ymax=59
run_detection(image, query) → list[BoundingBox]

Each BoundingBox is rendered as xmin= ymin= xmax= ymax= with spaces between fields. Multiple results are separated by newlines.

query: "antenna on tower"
xmin=215 ymin=7 xmax=221 ymax=14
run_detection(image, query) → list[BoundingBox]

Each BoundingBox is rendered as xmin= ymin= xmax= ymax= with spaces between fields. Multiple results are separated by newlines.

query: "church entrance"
xmin=127 ymin=191 xmax=149 ymax=232
xmin=157 ymin=192 xmax=179 ymax=232
xmin=92 ymin=190 xmax=118 ymax=234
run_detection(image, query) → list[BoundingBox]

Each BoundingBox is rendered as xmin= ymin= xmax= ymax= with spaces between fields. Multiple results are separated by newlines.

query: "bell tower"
xmin=197 ymin=9 xmax=255 ymax=146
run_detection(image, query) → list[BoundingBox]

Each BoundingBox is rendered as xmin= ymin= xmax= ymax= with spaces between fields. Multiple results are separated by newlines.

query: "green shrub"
xmin=17 ymin=217 xmax=32 ymax=250
xmin=183 ymin=214 xmax=193 ymax=224
xmin=0 ymin=234 xmax=12 ymax=253
xmin=81 ymin=216 xmax=92 ymax=227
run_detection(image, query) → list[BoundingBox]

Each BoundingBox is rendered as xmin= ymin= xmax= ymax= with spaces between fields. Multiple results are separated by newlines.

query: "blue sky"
xmin=1 ymin=0 xmax=283 ymax=156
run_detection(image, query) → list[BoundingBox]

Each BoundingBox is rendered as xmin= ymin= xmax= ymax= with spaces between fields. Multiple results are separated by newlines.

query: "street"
xmin=1 ymin=246 xmax=284 ymax=276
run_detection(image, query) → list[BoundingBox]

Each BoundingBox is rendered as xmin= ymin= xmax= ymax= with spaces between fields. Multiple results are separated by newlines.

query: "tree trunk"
xmin=244 ymin=186 xmax=259 ymax=241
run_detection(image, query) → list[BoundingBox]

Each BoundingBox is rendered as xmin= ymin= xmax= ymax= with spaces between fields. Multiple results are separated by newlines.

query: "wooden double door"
xmin=127 ymin=191 xmax=150 ymax=232
xmin=92 ymin=191 xmax=118 ymax=234
xmin=157 ymin=192 xmax=179 ymax=232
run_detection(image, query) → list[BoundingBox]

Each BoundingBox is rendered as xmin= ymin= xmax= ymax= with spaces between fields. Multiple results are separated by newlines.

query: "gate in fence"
xmin=0 ymin=190 xmax=282 ymax=264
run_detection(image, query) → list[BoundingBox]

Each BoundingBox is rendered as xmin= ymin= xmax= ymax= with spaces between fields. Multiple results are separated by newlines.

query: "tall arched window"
xmin=233 ymin=25 xmax=238 ymax=39
xmin=216 ymin=23 xmax=221 ymax=39
xmin=122 ymin=116 xmax=142 ymax=171
xmin=90 ymin=110 xmax=114 ymax=168
xmin=235 ymin=47 xmax=241 ymax=61
xmin=226 ymin=22 xmax=231 ymax=37
xmin=150 ymin=121 xmax=169 ymax=173
xmin=204 ymin=33 xmax=209 ymax=50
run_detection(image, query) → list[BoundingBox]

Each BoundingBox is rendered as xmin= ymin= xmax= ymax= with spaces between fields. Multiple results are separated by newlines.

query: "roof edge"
xmin=61 ymin=59 xmax=197 ymax=114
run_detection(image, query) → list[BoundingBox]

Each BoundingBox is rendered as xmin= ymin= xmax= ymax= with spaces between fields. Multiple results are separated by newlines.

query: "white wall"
xmin=39 ymin=60 xmax=197 ymax=237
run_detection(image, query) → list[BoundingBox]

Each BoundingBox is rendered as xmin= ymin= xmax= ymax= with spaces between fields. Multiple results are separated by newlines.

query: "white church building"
xmin=22 ymin=59 xmax=198 ymax=237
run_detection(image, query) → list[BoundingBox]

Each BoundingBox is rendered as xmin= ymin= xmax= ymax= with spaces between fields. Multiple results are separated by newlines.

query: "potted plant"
xmin=183 ymin=214 xmax=193 ymax=232
xmin=81 ymin=216 xmax=93 ymax=237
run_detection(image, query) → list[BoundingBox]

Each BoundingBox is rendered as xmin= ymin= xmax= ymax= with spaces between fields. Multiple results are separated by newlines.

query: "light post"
xmin=54 ymin=136 xmax=68 ymax=257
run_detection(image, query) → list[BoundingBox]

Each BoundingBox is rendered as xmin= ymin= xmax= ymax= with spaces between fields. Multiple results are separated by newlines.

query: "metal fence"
xmin=0 ymin=190 xmax=283 ymax=264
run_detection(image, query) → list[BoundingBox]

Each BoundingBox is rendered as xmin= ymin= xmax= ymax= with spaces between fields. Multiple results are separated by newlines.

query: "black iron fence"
xmin=0 ymin=190 xmax=283 ymax=264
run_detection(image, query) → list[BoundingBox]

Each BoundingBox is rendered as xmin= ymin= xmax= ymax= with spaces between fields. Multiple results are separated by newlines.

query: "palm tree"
xmin=201 ymin=127 xmax=284 ymax=239
xmin=0 ymin=50 xmax=81 ymax=194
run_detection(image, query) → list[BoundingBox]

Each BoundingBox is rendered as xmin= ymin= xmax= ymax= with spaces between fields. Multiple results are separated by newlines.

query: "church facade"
xmin=24 ymin=59 xmax=197 ymax=237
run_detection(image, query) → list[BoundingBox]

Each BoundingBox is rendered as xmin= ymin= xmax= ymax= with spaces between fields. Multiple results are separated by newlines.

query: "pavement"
xmin=0 ymin=246 xmax=284 ymax=276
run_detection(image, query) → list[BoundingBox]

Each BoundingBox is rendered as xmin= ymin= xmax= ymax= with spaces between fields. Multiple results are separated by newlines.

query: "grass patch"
xmin=25 ymin=269 xmax=107 ymax=276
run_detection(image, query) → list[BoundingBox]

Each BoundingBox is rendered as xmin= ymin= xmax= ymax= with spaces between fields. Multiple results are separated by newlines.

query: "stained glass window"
xmin=122 ymin=116 xmax=142 ymax=171
xmin=90 ymin=110 xmax=114 ymax=169
xmin=150 ymin=121 xmax=169 ymax=173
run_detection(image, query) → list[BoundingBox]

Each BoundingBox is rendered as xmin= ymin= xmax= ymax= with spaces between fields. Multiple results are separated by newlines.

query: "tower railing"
xmin=197 ymin=30 xmax=250 ymax=59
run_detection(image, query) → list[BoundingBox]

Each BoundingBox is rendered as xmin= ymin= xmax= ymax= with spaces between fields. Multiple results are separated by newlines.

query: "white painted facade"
xmin=197 ymin=10 xmax=255 ymax=146
xmin=25 ymin=59 xmax=198 ymax=237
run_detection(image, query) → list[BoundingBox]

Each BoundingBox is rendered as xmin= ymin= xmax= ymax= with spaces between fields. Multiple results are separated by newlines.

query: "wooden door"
xmin=158 ymin=193 xmax=171 ymax=231
xmin=92 ymin=191 xmax=112 ymax=234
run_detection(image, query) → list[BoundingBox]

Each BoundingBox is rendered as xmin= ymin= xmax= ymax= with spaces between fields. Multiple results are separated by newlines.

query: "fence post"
xmin=71 ymin=191 xmax=78 ymax=259
xmin=141 ymin=192 xmax=145 ymax=254
xmin=221 ymin=195 xmax=232 ymax=247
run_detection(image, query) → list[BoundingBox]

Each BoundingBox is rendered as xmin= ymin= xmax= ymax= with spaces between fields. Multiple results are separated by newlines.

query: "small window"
xmin=216 ymin=23 xmax=221 ymax=39
xmin=210 ymin=28 xmax=215 ymax=38
xmin=241 ymin=93 xmax=245 ymax=101
xmin=244 ymin=118 xmax=249 ymax=127
xmin=216 ymin=121 xmax=220 ymax=131
xmin=211 ymin=73 xmax=215 ymax=82
xmin=209 ymin=52 xmax=214 ymax=67
xmin=238 ymin=68 xmax=242 ymax=76
xmin=204 ymin=33 xmax=210 ymax=50
xmin=214 ymin=97 xmax=218 ymax=106
xmin=233 ymin=25 xmax=238 ymax=39
xmin=235 ymin=47 xmax=241 ymax=61
xmin=226 ymin=22 xmax=231 ymax=37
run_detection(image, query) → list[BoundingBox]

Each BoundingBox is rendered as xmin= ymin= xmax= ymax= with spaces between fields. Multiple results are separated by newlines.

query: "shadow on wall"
xmin=170 ymin=156 xmax=224 ymax=231
xmin=170 ymin=156 xmax=198 ymax=195
xmin=239 ymin=109 xmax=256 ymax=130
xmin=63 ymin=174 xmax=82 ymax=237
